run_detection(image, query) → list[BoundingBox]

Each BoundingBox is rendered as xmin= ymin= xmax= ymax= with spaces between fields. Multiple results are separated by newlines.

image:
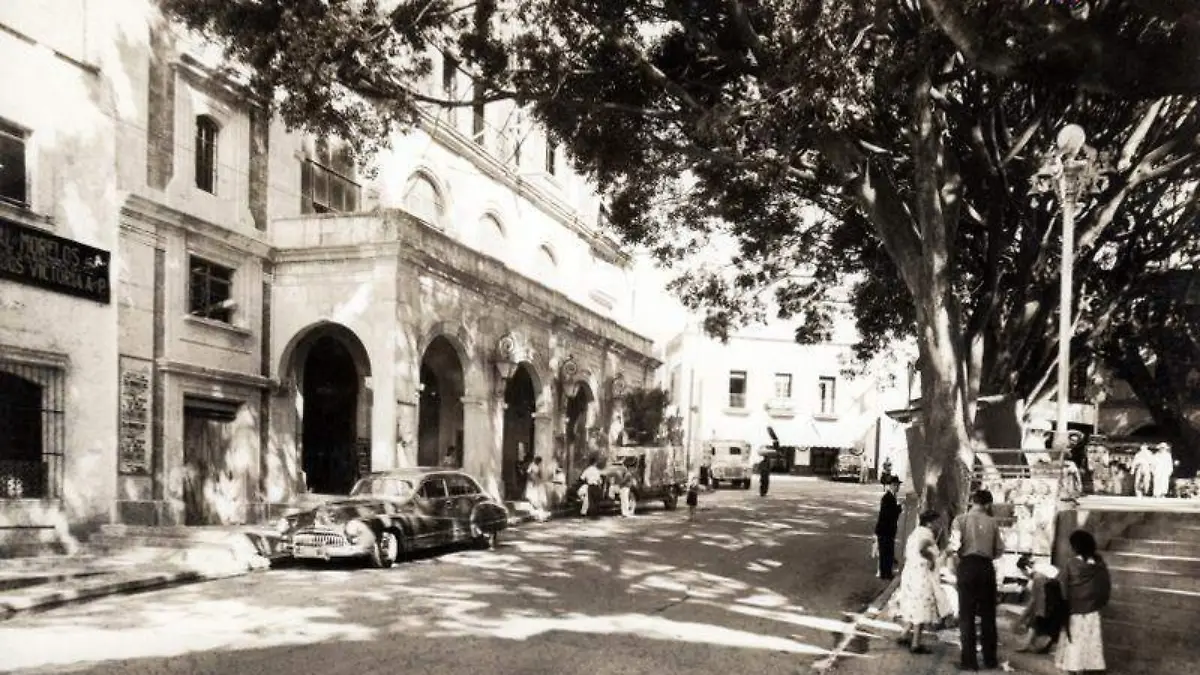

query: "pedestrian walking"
xmin=1132 ymin=444 xmax=1154 ymax=497
xmin=1054 ymin=529 xmax=1111 ymax=674
xmin=873 ymin=475 xmax=903 ymax=580
xmin=1152 ymin=442 xmax=1175 ymax=497
xmin=618 ymin=469 xmax=637 ymax=517
xmin=685 ymin=472 xmax=700 ymax=521
xmin=895 ymin=510 xmax=950 ymax=654
xmin=948 ymin=489 xmax=1004 ymax=671
xmin=758 ymin=456 xmax=772 ymax=496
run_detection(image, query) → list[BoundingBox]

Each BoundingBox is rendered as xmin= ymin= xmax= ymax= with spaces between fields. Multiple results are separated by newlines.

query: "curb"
xmin=812 ymin=575 xmax=902 ymax=674
xmin=0 ymin=564 xmax=258 ymax=621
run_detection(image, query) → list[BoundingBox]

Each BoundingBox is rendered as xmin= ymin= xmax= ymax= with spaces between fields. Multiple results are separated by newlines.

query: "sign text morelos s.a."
xmin=0 ymin=215 xmax=111 ymax=304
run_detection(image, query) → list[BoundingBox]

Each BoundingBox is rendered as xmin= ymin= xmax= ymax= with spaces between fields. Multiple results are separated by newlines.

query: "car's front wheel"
xmin=369 ymin=529 xmax=401 ymax=569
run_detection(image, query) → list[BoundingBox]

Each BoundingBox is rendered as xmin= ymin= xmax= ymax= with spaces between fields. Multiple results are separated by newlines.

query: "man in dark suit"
xmin=874 ymin=475 xmax=903 ymax=579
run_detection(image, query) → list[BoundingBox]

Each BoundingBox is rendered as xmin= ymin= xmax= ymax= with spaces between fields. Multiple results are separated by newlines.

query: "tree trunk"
xmin=904 ymin=57 xmax=975 ymax=523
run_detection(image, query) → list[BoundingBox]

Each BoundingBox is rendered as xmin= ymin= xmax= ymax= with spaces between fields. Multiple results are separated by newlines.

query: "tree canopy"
xmin=163 ymin=0 xmax=1200 ymax=511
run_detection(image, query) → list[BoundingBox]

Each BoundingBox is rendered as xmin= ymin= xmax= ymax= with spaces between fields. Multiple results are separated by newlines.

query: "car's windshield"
xmin=349 ymin=477 xmax=414 ymax=499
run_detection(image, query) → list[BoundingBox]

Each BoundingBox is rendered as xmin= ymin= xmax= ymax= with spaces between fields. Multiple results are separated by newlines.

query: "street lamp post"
xmin=1030 ymin=125 xmax=1113 ymax=452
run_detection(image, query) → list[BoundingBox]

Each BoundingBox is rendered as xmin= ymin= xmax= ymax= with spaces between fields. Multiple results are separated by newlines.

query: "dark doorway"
xmin=0 ymin=372 xmax=43 ymax=499
xmin=502 ymin=364 xmax=537 ymax=500
xmin=418 ymin=337 xmax=464 ymax=467
xmin=182 ymin=398 xmax=244 ymax=525
xmin=564 ymin=383 xmax=593 ymax=483
xmin=302 ymin=335 xmax=360 ymax=494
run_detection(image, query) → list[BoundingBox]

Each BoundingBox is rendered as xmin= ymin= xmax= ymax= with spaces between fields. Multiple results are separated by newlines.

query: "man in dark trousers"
xmin=758 ymin=455 xmax=772 ymax=496
xmin=874 ymin=475 xmax=902 ymax=579
xmin=948 ymin=489 xmax=1004 ymax=671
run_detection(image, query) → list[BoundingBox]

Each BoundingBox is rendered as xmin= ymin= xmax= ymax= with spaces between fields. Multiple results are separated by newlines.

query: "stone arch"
xmin=402 ymin=168 xmax=451 ymax=228
xmin=418 ymin=320 xmax=485 ymax=398
xmin=279 ymin=321 xmax=374 ymax=495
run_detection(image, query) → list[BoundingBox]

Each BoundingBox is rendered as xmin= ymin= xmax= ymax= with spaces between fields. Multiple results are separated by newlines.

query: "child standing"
xmin=685 ymin=473 xmax=699 ymax=521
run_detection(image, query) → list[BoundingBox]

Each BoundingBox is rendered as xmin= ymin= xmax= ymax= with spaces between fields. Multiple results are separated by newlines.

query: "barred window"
xmin=0 ymin=362 xmax=65 ymax=500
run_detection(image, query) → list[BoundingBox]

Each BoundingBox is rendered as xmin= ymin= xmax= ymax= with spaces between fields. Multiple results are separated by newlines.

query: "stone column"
xmin=464 ymin=395 xmax=499 ymax=496
xmin=533 ymin=411 xmax=560 ymax=506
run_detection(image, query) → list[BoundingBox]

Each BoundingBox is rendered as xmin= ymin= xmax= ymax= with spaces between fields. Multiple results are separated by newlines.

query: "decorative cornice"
xmin=121 ymin=193 xmax=272 ymax=259
xmin=157 ymin=359 xmax=274 ymax=390
xmin=0 ymin=344 xmax=69 ymax=369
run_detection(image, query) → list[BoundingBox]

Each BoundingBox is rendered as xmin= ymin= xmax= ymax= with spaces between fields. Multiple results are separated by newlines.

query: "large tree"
xmin=165 ymin=0 xmax=1200 ymax=516
xmin=923 ymin=0 xmax=1200 ymax=96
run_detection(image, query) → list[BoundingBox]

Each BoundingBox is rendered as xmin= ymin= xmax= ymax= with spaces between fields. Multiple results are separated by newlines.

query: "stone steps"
xmin=1107 ymin=549 xmax=1200 ymax=576
xmin=1105 ymin=597 xmax=1200 ymax=631
xmin=1107 ymin=537 xmax=1200 ymax=558
xmin=1107 ymin=564 xmax=1200 ymax=594
xmin=1128 ymin=522 xmax=1200 ymax=543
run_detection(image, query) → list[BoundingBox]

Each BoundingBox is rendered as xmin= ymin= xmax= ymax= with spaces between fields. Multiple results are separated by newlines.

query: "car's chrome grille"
xmin=293 ymin=531 xmax=347 ymax=547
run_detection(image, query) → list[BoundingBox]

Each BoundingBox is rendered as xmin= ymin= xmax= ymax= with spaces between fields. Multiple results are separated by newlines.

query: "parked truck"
xmin=567 ymin=445 xmax=687 ymax=514
xmin=706 ymin=440 xmax=754 ymax=489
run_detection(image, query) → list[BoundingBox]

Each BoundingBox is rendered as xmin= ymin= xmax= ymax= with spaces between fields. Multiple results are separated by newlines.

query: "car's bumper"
xmin=278 ymin=538 xmax=371 ymax=561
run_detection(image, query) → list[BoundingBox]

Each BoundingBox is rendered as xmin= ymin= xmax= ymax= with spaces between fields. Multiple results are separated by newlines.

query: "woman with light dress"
xmin=895 ymin=510 xmax=949 ymax=654
xmin=1056 ymin=529 xmax=1111 ymax=674
xmin=524 ymin=456 xmax=548 ymax=521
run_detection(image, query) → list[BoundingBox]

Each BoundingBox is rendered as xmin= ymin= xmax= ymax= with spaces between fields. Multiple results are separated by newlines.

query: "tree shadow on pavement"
xmin=1 ymin=488 xmax=894 ymax=673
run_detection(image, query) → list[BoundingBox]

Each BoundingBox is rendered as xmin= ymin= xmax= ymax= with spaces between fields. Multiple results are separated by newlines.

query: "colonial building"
xmin=0 ymin=1 xmax=658 ymax=547
xmin=660 ymin=319 xmax=909 ymax=477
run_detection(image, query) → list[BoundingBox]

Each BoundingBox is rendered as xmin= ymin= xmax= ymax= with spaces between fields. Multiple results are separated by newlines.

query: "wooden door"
xmin=183 ymin=402 xmax=243 ymax=525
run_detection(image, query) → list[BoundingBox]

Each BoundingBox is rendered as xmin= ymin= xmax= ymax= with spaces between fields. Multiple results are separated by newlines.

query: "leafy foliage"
xmin=621 ymin=387 xmax=670 ymax=446
xmin=161 ymin=0 xmax=1200 ymax=505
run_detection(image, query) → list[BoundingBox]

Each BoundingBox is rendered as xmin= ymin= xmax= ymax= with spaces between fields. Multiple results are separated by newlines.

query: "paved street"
xmin=0 ymin=478 xmax=889 ymax=675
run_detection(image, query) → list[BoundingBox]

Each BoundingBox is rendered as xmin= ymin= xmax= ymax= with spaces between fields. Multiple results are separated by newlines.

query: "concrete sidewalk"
xmin=0 ymin=499 xmax=575 ymax=621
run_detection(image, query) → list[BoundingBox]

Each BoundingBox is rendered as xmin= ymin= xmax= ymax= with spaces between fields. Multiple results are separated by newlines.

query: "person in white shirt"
xmin=579 ymin=458 xmax=603 ymax=516
xmin=1131 ymin=444 xmax=1154 ymax=497
xmin=1152 ymin=442 xmax=1175 ymax=497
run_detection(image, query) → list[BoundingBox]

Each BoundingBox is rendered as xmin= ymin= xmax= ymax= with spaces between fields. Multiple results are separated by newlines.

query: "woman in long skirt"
xmin=895 ymin=510 xmax=947 ymax=654
xmin=1055 ymin=529 xmax=1111 ymax=674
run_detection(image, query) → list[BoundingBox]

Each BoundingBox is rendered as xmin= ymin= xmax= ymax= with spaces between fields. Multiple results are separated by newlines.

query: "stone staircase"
xmin=1100 ymin=512 xmax=1200 ymax=674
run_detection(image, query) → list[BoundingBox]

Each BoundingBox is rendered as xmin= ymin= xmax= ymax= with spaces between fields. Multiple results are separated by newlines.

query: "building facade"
xmin=0 ymin=1 xmax=658 ymax=547
xmin=660 ymin=319 xmax=909 ymax=476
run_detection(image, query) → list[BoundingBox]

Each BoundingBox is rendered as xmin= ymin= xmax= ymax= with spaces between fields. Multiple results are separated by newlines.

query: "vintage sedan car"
xmin=275 ymin=468 xmax=509 ymax=568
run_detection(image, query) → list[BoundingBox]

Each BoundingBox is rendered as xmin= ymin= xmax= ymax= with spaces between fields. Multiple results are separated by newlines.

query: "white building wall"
xmin=0 ymin=2 xmax=122 ymax=543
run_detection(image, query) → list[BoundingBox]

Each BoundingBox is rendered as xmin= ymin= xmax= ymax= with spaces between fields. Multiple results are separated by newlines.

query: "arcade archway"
xmin=291 ymin=325 xmax=372 ymax=495
xmin=564 ymin=381 xmax=595 ymax=481
xmin=502 ymin=364 xmax=537 ymax=499
xmin=418 ymin=336 xmax=465 ymax=467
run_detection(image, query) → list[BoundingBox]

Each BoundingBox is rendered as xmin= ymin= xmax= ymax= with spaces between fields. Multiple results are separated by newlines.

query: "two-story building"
xmin=660 ymin=316 xmax=910 ymax=477
xmin=0 ymin=0 xmax=659 ymax=550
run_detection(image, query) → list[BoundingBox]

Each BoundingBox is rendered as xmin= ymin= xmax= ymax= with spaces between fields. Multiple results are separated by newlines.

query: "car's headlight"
xmin=344 ymin=519 xmax=370 ymax=544
xmin=275 ymin=517 xmax=290 ymax=535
